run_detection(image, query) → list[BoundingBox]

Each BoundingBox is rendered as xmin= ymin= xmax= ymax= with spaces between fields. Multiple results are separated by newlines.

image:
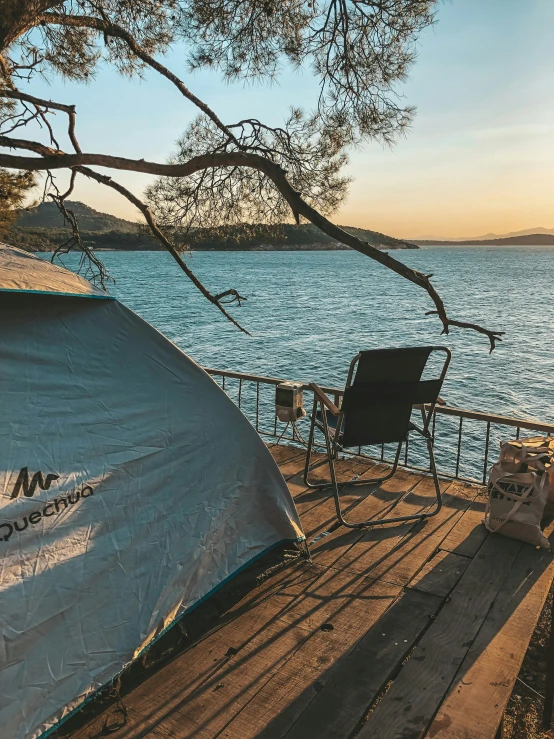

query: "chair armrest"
xmin=310 ymin=383 xmax=341 ymax=416
xmin=437 ymin=396 xmax=446 ymax=406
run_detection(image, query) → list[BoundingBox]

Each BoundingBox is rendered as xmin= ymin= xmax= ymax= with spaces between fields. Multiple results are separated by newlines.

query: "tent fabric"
xmin=0 ymin=249 xmax=304 ymax=739
xmin=0 ymin=243 xmax=109 ymax=299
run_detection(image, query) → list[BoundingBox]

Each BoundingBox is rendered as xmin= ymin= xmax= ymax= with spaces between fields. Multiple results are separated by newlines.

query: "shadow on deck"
xmin=58 ymin=443 xmax=554 ymax=739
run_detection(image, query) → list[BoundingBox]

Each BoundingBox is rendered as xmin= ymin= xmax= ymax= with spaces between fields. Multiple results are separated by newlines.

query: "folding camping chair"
xmin=303 ymin=346 xmax=451 ymax=529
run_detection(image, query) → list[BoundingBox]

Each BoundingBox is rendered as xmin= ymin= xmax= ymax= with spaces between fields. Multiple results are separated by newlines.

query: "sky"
xmin=24 ymin=0 xmax=554 ymax=239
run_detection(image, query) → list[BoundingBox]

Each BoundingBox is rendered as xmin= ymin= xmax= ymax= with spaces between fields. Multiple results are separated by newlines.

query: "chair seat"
xmin=315 ymin=409 xmax=417 ymax=446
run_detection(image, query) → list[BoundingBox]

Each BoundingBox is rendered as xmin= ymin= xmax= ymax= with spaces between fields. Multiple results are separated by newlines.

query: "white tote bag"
xmin=484 ymin=439 xmax=551 ymax=548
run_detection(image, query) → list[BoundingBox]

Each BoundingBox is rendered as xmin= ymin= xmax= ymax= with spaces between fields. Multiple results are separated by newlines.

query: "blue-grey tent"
xmin=0 ymin=244 xmax=303 ymax=739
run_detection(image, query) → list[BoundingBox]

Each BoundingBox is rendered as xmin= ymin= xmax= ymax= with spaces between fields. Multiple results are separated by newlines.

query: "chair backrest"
xmin=339 ymin=346 xmax=451 ymax=448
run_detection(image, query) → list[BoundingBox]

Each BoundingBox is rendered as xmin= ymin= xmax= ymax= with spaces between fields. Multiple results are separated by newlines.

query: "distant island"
xmin=412 ymin=234 xmax=554 ymax=246
xmin=5 ymin=201 xmax=419 ymax=252
xmin=411 ymin=226 xmax=554 ymax=246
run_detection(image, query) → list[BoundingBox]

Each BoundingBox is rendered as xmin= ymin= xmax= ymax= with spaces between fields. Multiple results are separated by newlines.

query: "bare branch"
xmin=214 ymin=288 xmax=248 ymax=306
xmin=47 ymin=170 xmax=110 ymax=288
xmin=2 ymin=88 xmax=81 ymax=152
xmin=75 ymin=165 xmax=250 ymax=334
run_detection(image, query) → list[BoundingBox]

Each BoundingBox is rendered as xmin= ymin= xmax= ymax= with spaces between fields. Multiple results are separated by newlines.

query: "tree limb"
xmin=0 ymin=138 xmax=503 ymax=349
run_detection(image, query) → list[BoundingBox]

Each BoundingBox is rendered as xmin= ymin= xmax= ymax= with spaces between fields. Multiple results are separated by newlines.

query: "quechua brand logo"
xmin=1 ymin=468 xmax=94 ymax=543
xmin=10 ymin=467 xmax=60 ymax=499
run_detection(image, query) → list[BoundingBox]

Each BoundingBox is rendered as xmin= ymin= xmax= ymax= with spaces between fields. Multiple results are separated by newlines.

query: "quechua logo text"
xmin=1 ymin=468 xmax=94 ymax=543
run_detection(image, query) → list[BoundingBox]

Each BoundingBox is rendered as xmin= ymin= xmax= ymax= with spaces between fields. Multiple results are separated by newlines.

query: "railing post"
xmin=255 ymin=382 xmax=260 ymax=430
xmin=238 ymin=379 xmax=242 ymax=408
xmin=482 ymin=422 xmax=491 ymax=484
xmin=455 ymin=417 xmax=463 ymax=479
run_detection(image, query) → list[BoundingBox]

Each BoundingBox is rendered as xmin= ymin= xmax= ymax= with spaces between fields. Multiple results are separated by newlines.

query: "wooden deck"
xmin=67 ymin=444 xmax=554 ymax=739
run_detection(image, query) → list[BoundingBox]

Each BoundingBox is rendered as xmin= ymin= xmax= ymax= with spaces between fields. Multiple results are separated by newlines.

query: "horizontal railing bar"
xmin=203 ymin=367 xmax=341 ymax=396
xmin=204 ymin=367 xmax=554 ymax=434
xmin=423 ymin=405 xmax=554 ymax=433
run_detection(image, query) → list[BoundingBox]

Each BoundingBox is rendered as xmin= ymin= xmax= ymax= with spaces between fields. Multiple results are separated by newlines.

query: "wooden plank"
xmin=363 ymin=482 xmax=477 ymax=588
xmin=273 ymin=563 xmax=378 ymax=633
xmin=282 ymin=589 xmax=442 ymax=739
xmin=70 ymin=561 xmax=320 ymax=739
xmin=216 ymin=575 xmax=402 ymax=739
xmin=145 ymin=617 xmax=310 ymax=739
xmin=132 ymin=568 xmax=387 ymax=738
xmin=330 ymin=475 xmax=453 ymax=579
xmin=426 ymin=545 xmax=554 ymax=739
xmin=287 ymin=458 xmax=385 ymax=540
xmin=285 ymin=472 xmax=314 ymax=498
xmin=281 ymin=451 xmax=375 ymax=499
xmin=309 ymin=468 xmax=425 ymax=571
xmin=213 ymin=483 xmax=472 ymax=739
xmin=221 ymin=559 xmax=319 ymax=623
xmin=439 ymin=493 xmax=488 ymax=558
xmin=301 ymin=452 xmax=375 ymax=487
xmin=276 ymin=450 xmax=316 ymax=480
xmin=334 ymin=466 xmax=426 ymax=532
xmin=356 ymin=533 xmax=523 ymax=739
xmin=72 ymin=601 xmax=301 ymax=739
xmin=268 ymin=443 xmax=304 ymax=464
xmin=407 ymin=550 xmax=471 ymax=598
xmin=286 ymin=483 xmax=331 ymax=521
xmin=282 ymin=457 xmax=379 ymax=539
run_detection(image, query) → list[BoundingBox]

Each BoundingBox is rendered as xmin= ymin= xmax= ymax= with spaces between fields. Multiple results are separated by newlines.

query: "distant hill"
xmin=15 ymin=201 xmax=140 ymax=233
xmin=413 ymin=234 xmax=554 ymax=246
xmin=6 ymin=201 xmax=418 ymax=251
xmin=411 ymin=225 xmax=554 ymax=243
xmin=467 ymin=226 xmax=554 ymax=239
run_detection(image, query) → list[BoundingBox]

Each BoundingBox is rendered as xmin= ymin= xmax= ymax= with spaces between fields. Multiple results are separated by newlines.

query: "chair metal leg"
xmin=303 ymin=396 xmax=324 ymax=489
xmin=333 ymin=434 xmax=443 ymax=530
xmin=305 ymin=445 xmax=400 ymax=490
xmin=425 ymin=436 xmax=443 ymax=517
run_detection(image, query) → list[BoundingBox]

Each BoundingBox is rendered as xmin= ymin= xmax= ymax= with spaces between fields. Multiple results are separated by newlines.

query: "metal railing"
xmin=204 ymin=367 xmax=554 ymax=485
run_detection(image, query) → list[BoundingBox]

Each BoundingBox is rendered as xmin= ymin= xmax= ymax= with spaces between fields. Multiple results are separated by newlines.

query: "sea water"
xmin=51 ymin=246 xmax=554 ymax=478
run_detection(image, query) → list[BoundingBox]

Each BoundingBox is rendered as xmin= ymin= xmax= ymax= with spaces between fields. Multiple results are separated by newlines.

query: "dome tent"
xmin=0 ymin=245 xmax=304 ymax=739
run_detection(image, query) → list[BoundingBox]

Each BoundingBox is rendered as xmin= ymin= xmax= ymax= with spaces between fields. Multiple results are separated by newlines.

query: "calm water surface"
xmin=68 ymin=246 xmax=552 ymax=426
